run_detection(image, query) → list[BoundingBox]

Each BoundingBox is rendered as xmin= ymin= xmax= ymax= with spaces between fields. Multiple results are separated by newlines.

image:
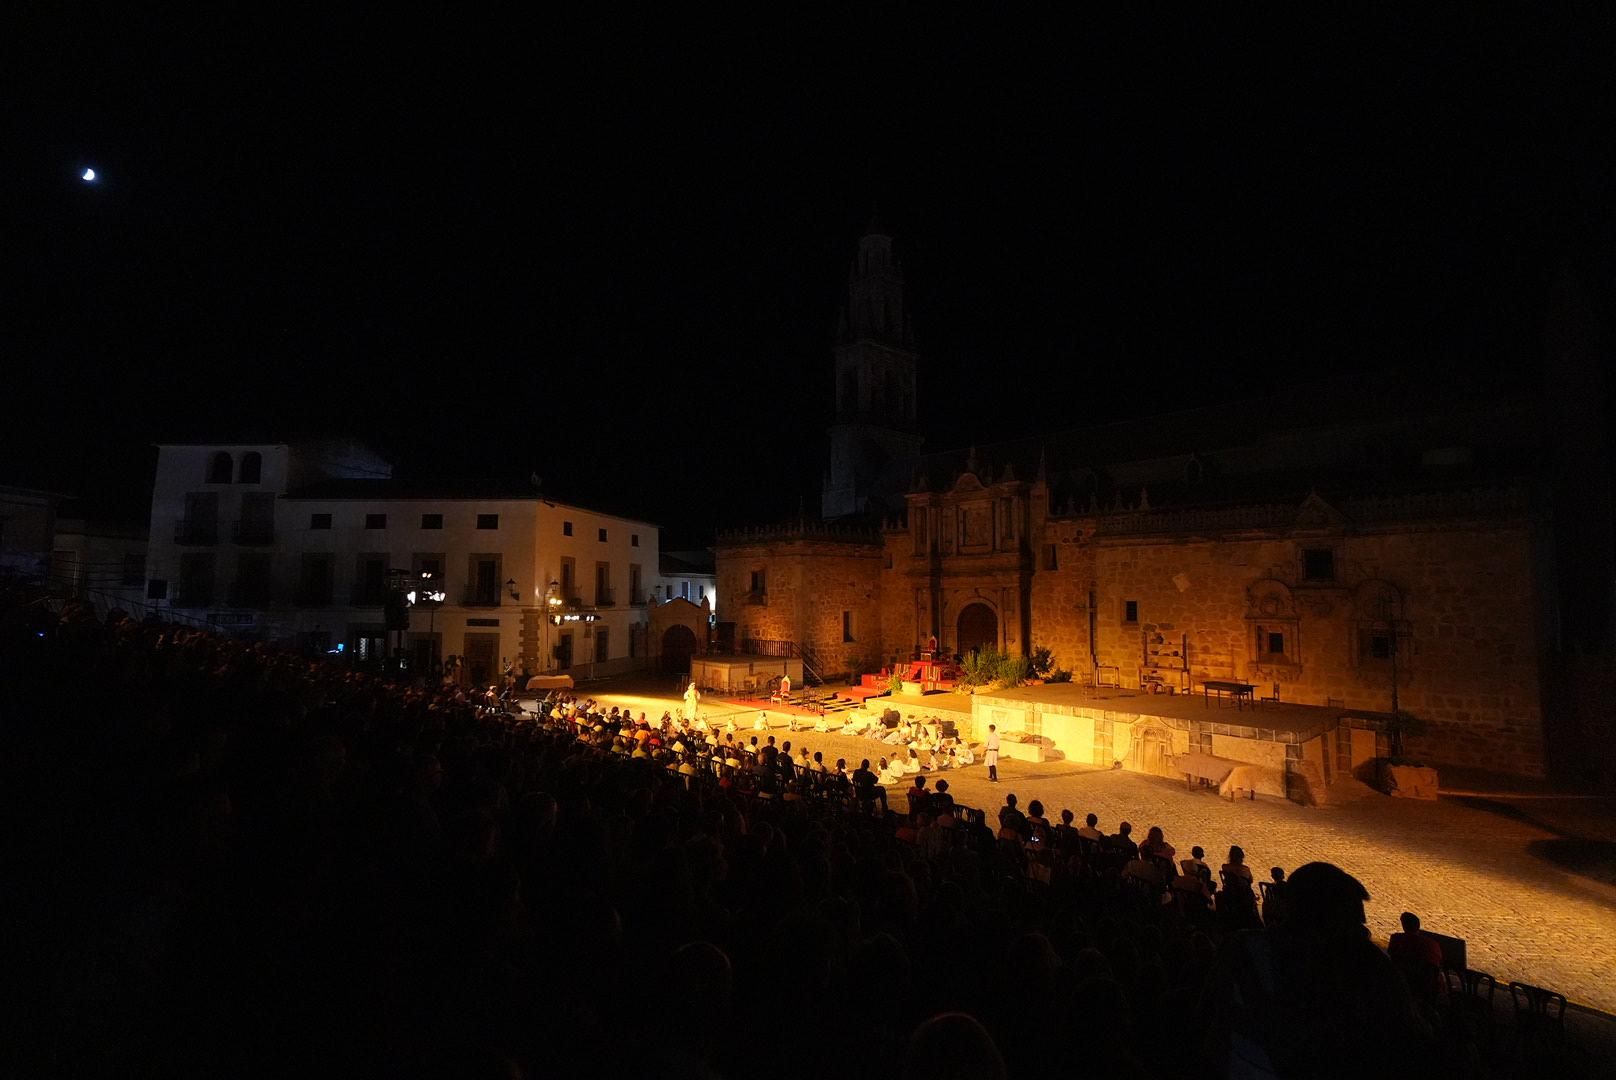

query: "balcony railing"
xmin=232 ymin=520 xmax=275 ymax=545
xmin=629 ymin=589 xmax=645 ymax=606
xmin=174 ymin=519 xmax=218 ymax=545
xmin=744 ymin=590 xmax=768 ymax=606
xmin=350 ymin=585 xmax=388 ymax=607
xmin=462 ymin=588 xmax=502 ymax=607
xmin=594 ymin=587 xmax=616 ymax=607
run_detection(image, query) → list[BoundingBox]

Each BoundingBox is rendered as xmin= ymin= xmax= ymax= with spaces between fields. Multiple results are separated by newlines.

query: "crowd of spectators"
xmin=1 ymin=580 xmax=1580 ymax=1078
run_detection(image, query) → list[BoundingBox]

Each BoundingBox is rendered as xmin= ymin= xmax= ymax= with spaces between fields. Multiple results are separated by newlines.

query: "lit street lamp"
xmin=406 ymin=572 xmax=447 ymax=675
xmin=544 ymin=579 xmax=562 ymax=673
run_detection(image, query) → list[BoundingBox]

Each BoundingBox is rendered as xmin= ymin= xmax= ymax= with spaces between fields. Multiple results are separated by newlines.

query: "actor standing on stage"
xmin=984 ymin=724 xmax=1001 ymax=782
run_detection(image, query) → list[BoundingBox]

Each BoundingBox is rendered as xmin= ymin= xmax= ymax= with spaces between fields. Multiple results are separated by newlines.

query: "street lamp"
xmin=406 ymin=572 xmax=447 ymax=675
xmin=544 ymin=579 xmax=562 ymax=673
xmin=1376 ymin=595 xmax=1411 ymax=759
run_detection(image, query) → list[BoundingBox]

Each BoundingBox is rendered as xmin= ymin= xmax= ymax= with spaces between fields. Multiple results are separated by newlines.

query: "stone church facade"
xmin=717 ymin=224 xmax=1613 ymax=780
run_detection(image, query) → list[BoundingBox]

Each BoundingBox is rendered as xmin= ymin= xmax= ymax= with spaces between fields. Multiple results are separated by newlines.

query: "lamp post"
xmin=1376 ymin=596 xmax=1411 ymax=759
xmin=406 ymin=573 xmax=447 ymax=678
xmin=544 ymin=579 xmax=562 ymax=673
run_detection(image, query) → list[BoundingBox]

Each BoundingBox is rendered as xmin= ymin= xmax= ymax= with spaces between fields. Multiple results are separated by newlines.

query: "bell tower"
xmin=822 ymin=218 xmax=923 ymax=519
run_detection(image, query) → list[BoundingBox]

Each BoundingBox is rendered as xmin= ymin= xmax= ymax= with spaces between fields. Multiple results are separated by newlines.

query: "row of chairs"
xmin=1440 ymin=967 xmax=1568 ymax=1057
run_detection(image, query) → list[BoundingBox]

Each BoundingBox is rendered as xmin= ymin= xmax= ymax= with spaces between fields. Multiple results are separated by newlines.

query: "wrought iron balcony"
xmin=174 ymin=519 xmax=218 ymax=545
xmin=594 ymin=587 xmax=616 ymax=607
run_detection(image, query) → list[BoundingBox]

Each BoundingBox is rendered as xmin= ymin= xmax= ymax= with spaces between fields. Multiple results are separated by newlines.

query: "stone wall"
xmin=715 ymin=536 xmax=883 ymax=678
xmin=1077 ymin=525 xmax=1545 ymax=776
xmin=1029 ymin=519 xmax=1095 ymax=674
xmin=720 ymin=505 xmax=1549 ymax=777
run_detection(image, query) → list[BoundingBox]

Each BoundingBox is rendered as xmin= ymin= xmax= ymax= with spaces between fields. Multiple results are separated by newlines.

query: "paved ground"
xmin=561 ymin=684 xmax=1616 ymax=1015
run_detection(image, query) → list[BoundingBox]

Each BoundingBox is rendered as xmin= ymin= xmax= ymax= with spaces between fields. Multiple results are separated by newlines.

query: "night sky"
xmin=8 ymin=10 xmax=1616 ymax=546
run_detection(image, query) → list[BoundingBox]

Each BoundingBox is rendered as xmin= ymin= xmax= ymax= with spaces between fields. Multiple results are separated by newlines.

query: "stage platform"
xmin=688 ymin=654 xmax=803 ymax=694
xmin=970 ymin=683 xmax=1390 ymax=801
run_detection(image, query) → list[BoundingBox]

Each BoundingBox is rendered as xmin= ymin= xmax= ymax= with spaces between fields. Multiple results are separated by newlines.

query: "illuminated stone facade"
xmin=714 ymin=227 xmax=1614 ymax=780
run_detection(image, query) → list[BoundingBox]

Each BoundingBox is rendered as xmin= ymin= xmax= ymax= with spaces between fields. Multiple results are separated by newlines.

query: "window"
xmin=147 ymin=579 xmax=168 ymax=600
xmin=477 ymin=514 xmax=499 ymax=530
xmin=233 ymin=553 xmax=273 ymax=606
xmin=750 ymin=569 xmax=766 ymax=594
xmin=563 ymin=520 xmax=573 ymax=536
xmin=365 ymin=513 xmax=387 ymax=530
xmin=206 ymin=452 xmax=232 ymax=484
xmin=842 ymin=610 xmax=856 ymax=643
xmin=177 ymin=553 xmax=216 ymax=607
xmin=420 ymin=513 xmax=443 ymax=529
xmin=1366 ymin=630 xmax=1393 ymax=660
xmin=1043 ymin=544 xmax=1058 ymax=571
xmin=299 ymin=555 xmax=332 ymax=605
xmin=121 ymin=552 xmax=145 ymax=587
xmin=560 ymin=557 xmax=576 ymax=600
xmin=310 ymin=513 xmax=332 ymax=530
xmin=354 ymin=554 xmax=387 ymax=605
xmin=595 ymin=562 xmax=612 ymax=605
xmin=412 ymin=553 xmax=445 ymax=582
xmin=631 ymin=533 xmax=639 ymax=547
xmin=1255 ymin=624 xmax=1298 ymax=666
xmin=884 ymin=553 xmax=893 ymax=569
xmin=629 ymin=563 xmax=643 ymax=605
xmin=467 ymin=555 xmax=501 ymax=606
xmin=598 ymin=527 xmax=608 ymax=542
xmin=1123 ymin=600 xmax=1139 ymax=624
xmin=595 ymin=628 xmax=610 ymax=663
xmin=238 ymin=451 xmax=263 ymax=484
xmin=1302 ymin=548 xmax=1336 ymax=582
xmin=680 ymin=580 xmax=690 ymax=600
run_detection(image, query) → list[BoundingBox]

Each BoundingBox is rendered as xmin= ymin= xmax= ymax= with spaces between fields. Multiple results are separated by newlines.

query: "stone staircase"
xmin=786 ymin=688 xmax=869 ymax=714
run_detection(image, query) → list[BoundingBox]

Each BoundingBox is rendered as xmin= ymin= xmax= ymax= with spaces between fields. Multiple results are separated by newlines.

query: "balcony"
xmin=594 ymin=587 xmax=616 ymax=607
xmin=174 ymin=519 xmax=218 ymax=545
xmin=350 ymin=585 xmax=388 ymax=607
xmin=744 ymin=590 xmax=768 ymax=606
xmin=462 ymin=587 xmax=502 ymax=607
xmin=629 ymin=590 xmax=645 ymax=606
xmin=232 ymin=520 xmax=275 ymax=545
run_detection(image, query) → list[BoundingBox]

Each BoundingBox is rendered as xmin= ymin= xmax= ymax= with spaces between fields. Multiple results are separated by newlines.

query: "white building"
xmin=144 ymin=440 xmax=664 ymax=687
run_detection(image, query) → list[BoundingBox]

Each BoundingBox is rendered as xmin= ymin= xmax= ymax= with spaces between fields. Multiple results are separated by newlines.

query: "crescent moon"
xmin=82 ymin=168 xmax=96 ymax=182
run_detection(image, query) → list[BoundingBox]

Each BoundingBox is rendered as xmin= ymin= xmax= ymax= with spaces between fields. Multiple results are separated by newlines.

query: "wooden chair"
xmin=1507 ymin=981 xmax=1566 ymax=1052
xmin=1443 ymin=968 xmax=1498 ymax=1048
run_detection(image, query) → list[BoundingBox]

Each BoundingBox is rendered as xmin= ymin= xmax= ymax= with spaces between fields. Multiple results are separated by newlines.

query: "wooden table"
xmin=1170 ymin=752 xmax=1257 ymax=800
xmin=1202 ymin=679 xmax=1256 ymax=710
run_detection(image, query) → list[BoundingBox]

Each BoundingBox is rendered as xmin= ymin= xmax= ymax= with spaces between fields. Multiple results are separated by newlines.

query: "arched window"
xmin=238 ymin=451 xmax=262 ymax=484
xmin=206 ymin=451 xmax=233 ymax=484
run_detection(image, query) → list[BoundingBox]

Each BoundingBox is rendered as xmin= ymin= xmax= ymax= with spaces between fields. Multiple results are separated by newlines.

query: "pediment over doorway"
xmin=1295 ymin=490 xmax=1346 ymax=528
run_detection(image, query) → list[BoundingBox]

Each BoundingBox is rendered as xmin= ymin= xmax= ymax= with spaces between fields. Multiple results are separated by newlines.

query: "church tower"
xmin=822 ymin=219 xmax=924 ymax=519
